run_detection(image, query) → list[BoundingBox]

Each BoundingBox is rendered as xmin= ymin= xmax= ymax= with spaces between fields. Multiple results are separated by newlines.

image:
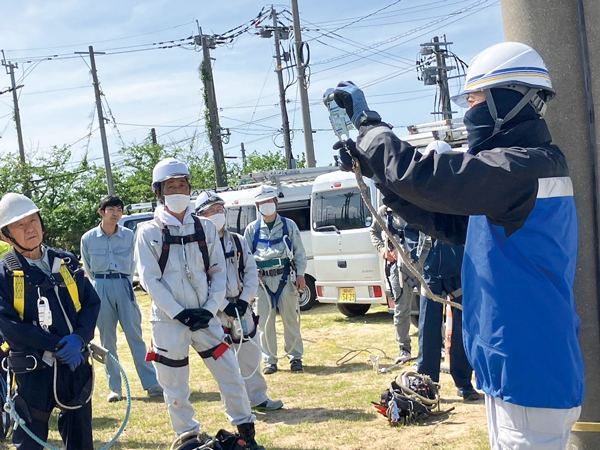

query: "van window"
xmin=312 ymin=187 xmax=371 ymax=231
xmin=278 ymin=200 xmax=310 ymax=231
xmin=121 ymin=216 xmax=153 ymax=232
xmin=226 ymin=206 xmax=257 ymax=234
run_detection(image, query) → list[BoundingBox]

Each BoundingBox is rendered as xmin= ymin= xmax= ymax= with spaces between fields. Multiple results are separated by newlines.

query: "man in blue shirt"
xmin=81 ymin=196 xmax=162 ymax=402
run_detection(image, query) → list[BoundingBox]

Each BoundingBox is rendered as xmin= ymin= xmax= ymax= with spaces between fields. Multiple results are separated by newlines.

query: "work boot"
xmin=457 ymin=385 xmax=482 ymax=402
xmin=253 ymin=398 xmax=284 ymax=411
xmin=237 ymin=422 xmax=265 ymax=450
xmin=263 ymin=363 xmax=277 ymax=375
xmin=107 ymin=391 xmax=122 ymax=402
xmin=290 ymin=359 xmax=303 ymax=372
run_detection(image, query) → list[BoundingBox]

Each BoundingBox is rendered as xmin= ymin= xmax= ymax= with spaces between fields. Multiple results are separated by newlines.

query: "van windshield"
xmin=226 ymin=206 xmax=257 ymax=234
xmin=312 ymin=187 xmax=371 ymax=231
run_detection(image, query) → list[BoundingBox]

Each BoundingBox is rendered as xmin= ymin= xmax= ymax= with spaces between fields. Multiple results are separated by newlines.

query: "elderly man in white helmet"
xmin=134 ymin=158 xmax=265 ymax=450
xmin=0 ymin=194 xmax=100 ymax=450
xmin=244 ymin=185 xmax=307 ymax=375
xmin=195 ymin=191 xmax=283 ymax=412
xmin=331 ymin=42 xmax=584 ymax=449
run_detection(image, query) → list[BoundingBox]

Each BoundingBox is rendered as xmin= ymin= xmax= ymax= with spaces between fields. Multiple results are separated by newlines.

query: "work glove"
xmin=333 ymin=81 xmax=379 ymax=128
xmin=55 ymin=335 xmax=85 ymax=372
xmin=174 ymin=308 xmax=213 ymax=331
xmin=223 ymin=300 xmax=249 ymax=318
xmin=332 ymin=139 xmax=374 ymax=178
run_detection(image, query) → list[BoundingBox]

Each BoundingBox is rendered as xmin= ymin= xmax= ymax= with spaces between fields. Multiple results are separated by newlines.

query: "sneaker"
xmin=107 ymin=391 xmax=123 ymax=403
xmin=290 ymin=359 xmax=303 ymax=372
xmin=263 ymin=364 xmax=277 ymax=375
xmin=147 ymin=384 xmax=163 ymax=398
xmin=394 ymin=349 xmax=412 ymax=364
xmin=457 ymin=386 xmax=482 ymax=402
xmin=253 ymin=398 xmax=284 ymax=411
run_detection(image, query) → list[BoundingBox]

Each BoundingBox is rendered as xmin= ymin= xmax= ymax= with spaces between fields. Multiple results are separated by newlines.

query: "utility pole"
xmin=271 ymin=5 xmax=295 ymax=169
xmin=150 ymin=128 xmax=157 ymax=145
xmin=433 ymin=36 xmax=453 ymax=122
xmin=240 ymin=142 xmax=247 ymax=170
xmin=76 ymin=46 xmax=114 ymax=195
xmin=291 ymin=0 xmax=316 ymax=167
xmin=2 ymin=54 xmax=29 ymax=196
xmin=201 ymin=35 xmax=227 ymax=187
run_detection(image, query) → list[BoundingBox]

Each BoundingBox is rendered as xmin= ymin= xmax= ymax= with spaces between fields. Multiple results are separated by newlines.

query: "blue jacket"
xmin=356 ymin=117 xmax=584 ymax=409
xmin=0 ymin=247 xmax=101 ymax=355
xmin=405 ymin=231 xmax=463 ymax=280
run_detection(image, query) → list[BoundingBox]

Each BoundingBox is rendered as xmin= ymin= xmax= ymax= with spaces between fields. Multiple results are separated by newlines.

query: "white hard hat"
xmin=254 ymin=185 xmax=278 ymax=203
xmin=195 ymin=191 xmax=225 ymax=214
xmin=0 ymin=193 xmax=40 ymax=230
xmin=451 ymin=42 xmax=554 ymax=109
xmin=425 ymin=141 xmax=452 ymax=154
xmin=152 ymin=158 xmax=190 ymax=186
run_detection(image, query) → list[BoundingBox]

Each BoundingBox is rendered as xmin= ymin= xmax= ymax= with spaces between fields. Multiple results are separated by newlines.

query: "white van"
xmin=310 ymin=170 xmax=390 ymax=317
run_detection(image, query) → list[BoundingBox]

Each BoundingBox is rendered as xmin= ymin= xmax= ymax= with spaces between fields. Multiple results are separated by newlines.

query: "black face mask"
xmin=464 ymin=88 xmax=539 ymax=154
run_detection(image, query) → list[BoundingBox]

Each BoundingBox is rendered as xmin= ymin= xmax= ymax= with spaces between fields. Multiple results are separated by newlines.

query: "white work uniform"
xmin=244 ymin=215 xmax=307 ymax=366
xmin=217 ymin=229 xmax=270 ymax=407
xmin=134 ymin=205 xmax=255 ymax=436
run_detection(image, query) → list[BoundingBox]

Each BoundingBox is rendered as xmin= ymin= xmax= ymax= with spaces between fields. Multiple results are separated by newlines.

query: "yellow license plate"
xmin=339 ymin=288 xmax=356 ymax=302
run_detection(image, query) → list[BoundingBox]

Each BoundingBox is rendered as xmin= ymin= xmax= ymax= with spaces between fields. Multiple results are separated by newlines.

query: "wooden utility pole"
xmin=76 ymin=46 xmax=114 ymax=195
xmin=291 ymin=0 xmax=316 ymax=167
xmin=271 ymin=5 xmax=295 ymax=169
xmin=2 ymin=53 xmax=29 ymax=196
xmin=150 ymin=128 xmax=157 ymax=145
xmin=433 ymin=36 xmax=453 ymax=122
xmin=201 ymin=35 xmax=227 ymax=187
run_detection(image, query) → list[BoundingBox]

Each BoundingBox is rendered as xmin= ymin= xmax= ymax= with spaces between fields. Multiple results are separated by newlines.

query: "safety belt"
xmin=156 ymin=215 xmax=210 ymax=275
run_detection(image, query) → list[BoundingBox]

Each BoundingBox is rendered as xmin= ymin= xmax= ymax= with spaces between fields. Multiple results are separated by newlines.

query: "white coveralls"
xmin=218 ymin=229 xmax=270 ymax=407
xmin=134 ymin=206 xmax=255 ymax=436
xmin=244 ymin=215 xmax=307 ymax=366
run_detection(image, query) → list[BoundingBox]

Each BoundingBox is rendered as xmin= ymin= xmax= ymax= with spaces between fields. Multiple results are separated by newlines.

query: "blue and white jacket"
xmin=355 ymin=117 xmax=584 ymax=409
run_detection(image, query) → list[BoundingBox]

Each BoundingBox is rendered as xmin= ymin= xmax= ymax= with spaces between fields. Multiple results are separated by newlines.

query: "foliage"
xmin=0 ymin=141 xmax=300 ymax=254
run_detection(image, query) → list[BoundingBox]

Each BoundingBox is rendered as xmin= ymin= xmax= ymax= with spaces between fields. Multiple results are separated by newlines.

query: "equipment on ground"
xmin=170 ymin=429 xmax=245 ymax=450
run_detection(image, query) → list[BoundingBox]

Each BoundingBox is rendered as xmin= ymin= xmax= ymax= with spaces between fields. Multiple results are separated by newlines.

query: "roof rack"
xmin=402 ymin=118 xmax=467 ymax=148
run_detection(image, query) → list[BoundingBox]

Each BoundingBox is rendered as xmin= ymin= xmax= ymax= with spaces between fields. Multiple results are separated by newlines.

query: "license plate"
xmin=339 ymin=288 xmax=356 ymax=302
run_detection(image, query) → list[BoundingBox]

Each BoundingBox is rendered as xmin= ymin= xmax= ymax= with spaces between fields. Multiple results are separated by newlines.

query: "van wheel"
xmin=299 ymin=276 xmax=317 ymax=311
xmin=337 ymin=303 xmax=371 ymax=317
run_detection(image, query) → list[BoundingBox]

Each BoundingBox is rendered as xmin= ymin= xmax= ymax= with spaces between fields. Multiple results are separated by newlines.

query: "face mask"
xmin=208 ymin=213 xmax=226 ymax=231
xmin=164 ymin=194 xmax=190 ymax=214
xmin=258 ymin=202 xmax=277 ymax=216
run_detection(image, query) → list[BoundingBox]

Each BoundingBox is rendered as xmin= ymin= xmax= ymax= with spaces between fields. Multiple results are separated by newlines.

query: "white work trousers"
xmin=151 ymin=320 xmax=255 ymax=436
xmin=219 ymin=312 xmax=269 ymax=407
xmin=485 ymin=394 xmax=581 ymax=450
xmin=256 ymin=274 xmax=303 ymax=365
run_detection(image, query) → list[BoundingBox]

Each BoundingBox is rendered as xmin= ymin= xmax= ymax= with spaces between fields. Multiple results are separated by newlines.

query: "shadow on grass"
xmin=333 ymin=311 xmax=393 ymax=324
xmin=189 ymin=390 xmax=222 ymax=403
xmin=289 ymin=362 xmax=375 ymax=376
xmin=101 ymin=440 xmax=164 ymax=449
xmin=256 ymin=406 xmax=376 ymax=425
xmin=91 ymin=416 xmax=121 ymax=429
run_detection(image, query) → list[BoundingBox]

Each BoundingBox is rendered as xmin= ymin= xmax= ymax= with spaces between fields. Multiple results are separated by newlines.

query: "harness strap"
xmin=152 ymin=353 xmax=189 ymax=368
xmin=252 ymin=217 xmax=291 ymax=254
xmin=262 ymin=267 xmax=290 ymax=309
xmin=197 ymin=338 xmax=232 ymax=360
xmin=57 ymin=261 xmax=81 ymax=313
xmin=13 ymin=271 xmax=25 ymax=320
xmin=156 ymin=215 xmax=210 ymax=276
xmin=13 ymin=395 xmax=52 ymax=423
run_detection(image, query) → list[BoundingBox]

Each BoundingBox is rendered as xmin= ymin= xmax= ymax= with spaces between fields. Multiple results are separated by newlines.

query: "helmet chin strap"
xmin=484 ymin=88 xmax=539 ymax=136
xmin=2 ymin=230 xmax=40 ymax=254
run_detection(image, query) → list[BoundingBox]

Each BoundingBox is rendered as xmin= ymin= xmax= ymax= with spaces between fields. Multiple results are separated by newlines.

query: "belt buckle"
xmin=25 ymin=355 xmax=37 ymax=371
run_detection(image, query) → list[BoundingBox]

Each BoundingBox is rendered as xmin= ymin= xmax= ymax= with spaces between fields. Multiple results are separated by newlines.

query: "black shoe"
xmin=457 ymin=386 xmax=481 ymax=402
xmin=237 ymin=422 xmax=265 ymax=450
xmin=290 ymin=359 xmax=303 ymax=372
xmin=263 ymin=364 xmax=277 ymax=375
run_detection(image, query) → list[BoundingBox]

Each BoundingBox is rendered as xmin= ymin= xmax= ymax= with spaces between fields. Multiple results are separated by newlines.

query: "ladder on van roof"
xmin=403 ymin=118 xmax=468 ymax=149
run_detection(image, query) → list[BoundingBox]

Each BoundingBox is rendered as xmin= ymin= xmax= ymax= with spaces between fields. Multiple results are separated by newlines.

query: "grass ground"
xmin=2 ymin=292 xmax=490 ymax=450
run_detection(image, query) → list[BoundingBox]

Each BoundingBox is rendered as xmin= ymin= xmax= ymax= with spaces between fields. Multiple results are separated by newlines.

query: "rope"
xmin=3 ymin=351 xmax=130 ymax=450
xmin=349 ymin=155 xmax=463 ymax=311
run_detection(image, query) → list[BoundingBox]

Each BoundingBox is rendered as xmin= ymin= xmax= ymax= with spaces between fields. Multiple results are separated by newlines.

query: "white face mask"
xmin=164 ymin=194 xmax=190 ymax=214
xmin=258 ymin=202 xmax=277 ymax=216
xmin=208 ymin=213 xmax=226 ymax=231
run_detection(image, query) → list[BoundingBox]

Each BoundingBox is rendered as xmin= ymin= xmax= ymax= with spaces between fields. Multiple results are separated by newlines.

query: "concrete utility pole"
xmin=501 ymin=1 xmax=600 ymax=448
xmin=2 ymin=54 xmax=29 ymax=196
xmin=201 ymin=35 xmax=227 ymax=187
xmin=433 ymin=36 xmax=453 ymax=122
xmin=271 ymin=5 xmax=295 ymax=169
xmin=291 ymin=0 xmax=316 ymax=167
xmin=240 ymin=142 xmax=247 ymax=170
xmin=150 ymin=128 xmax=157 ymax=145
xmin=76 ymin=46 xmax=114 ymax=196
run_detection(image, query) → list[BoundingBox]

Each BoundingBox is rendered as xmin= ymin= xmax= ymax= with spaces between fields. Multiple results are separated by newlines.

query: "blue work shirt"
xmin=80 ymin=224 xmax=134 ymax=279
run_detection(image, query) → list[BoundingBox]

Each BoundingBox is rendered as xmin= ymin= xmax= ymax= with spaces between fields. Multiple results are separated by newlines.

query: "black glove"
xmin=174 ymin=308 xmax=213 ymax=331
xmin=223 ymin=300 xmax=249 ymax=318
xmin=332 ymin=139 xmax=374 ymax=178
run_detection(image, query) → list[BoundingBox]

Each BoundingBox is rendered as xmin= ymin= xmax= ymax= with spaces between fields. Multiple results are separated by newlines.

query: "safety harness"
xmin=157 ymin=215 xmax=210 ymax=275
xmin=373 ymin=369 xmax=454 ymax=426
xmin=252 ymin=217 xmax=293 ymax=308
xmin=221 ymin=233 xmax=245 ymax=289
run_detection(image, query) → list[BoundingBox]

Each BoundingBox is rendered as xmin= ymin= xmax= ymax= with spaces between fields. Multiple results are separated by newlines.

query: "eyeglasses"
xmin=204 ymin=205 xmax=225 ymax=215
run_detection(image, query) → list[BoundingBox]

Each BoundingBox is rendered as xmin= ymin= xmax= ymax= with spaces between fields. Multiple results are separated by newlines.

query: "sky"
xmin=0 ymin=0 xmax=505 ymax=176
